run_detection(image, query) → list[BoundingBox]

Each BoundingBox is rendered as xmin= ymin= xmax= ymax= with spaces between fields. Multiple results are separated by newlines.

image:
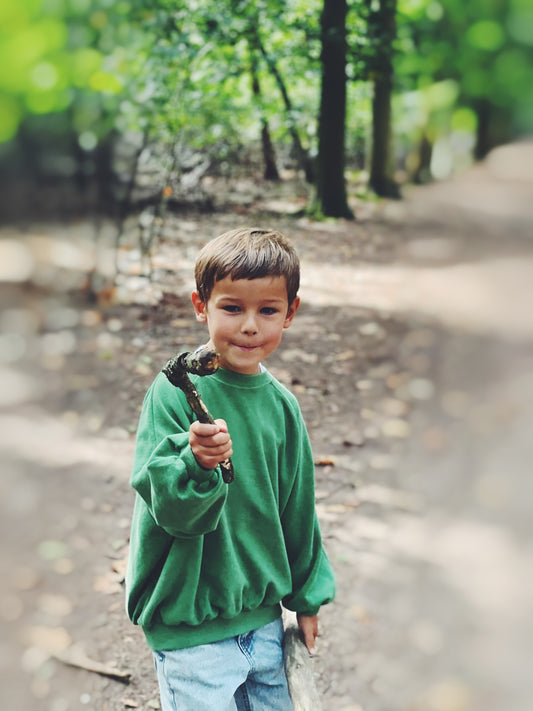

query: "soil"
xmin=1 ymin=142 xmax=532 ymax=711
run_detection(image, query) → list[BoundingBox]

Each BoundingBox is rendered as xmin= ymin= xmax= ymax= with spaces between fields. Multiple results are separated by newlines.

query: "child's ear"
xmin=191 ymin=291 xmax=208 ymax=323
xmin=283 ymin=296 xmax=300 ymax=329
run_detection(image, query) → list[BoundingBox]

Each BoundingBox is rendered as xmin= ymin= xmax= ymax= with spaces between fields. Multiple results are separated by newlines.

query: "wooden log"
xmin=282 ymin=611 xmax=323 ymax=711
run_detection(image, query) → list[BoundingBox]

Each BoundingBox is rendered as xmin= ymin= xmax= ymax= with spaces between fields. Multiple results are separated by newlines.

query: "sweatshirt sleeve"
xmin=130 ymin=373 xmax=227 ymax=538
xmin=280 ymin=405 xmax=336 ymax=616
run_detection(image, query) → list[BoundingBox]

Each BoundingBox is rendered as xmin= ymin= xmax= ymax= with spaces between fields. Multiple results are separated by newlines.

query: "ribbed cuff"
xmin=181 ymin=445 xmax=218 ymax=484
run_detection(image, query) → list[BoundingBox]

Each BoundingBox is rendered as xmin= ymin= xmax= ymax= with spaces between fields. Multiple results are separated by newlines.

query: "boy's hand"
xmin=297 ymin=613 xmax=319 ymax=656
xmin=189 ymin=419 xmax=233 ymax=471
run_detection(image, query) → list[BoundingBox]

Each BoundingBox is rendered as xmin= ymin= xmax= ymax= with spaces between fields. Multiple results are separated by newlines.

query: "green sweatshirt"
xmin=126 ymin=366 xmax=335 ymax=651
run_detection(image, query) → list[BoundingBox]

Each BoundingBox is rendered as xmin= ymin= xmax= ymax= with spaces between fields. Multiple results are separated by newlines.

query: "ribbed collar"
xmin=211 ymin=366 xmax=272 ymax=390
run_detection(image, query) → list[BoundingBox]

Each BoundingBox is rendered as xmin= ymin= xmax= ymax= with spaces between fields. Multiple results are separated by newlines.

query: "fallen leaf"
xmin=360 ymin=408 xmax=377 ymax=420
xmin=134 ymin=363 xmax=153 ymax=376
xmin=369 ymin=454 xmax=395 ymax=470
xmin=441 ymin=389 xmax=470 ymax=418
xmin=358 ymin=321 xmax=381 ymax=336
xmin=53 ymin=558 xmax=74 ymax=575
xmin=280 ymin=348 xmax=318 ymax=364
xmin=423 ymin=427 xmax=447 ymax=451
xmin=2 ymin=594 xmax=23 ymax=622
xmin=80 ymin=309 xmax=102 ymax=327
xmin=386 ymin=372 xmax=410 ymax=389
xmin=342 ymin=431 xmax=365 ymax=447
xmin=314 ymin=457 xmax=336 ymax=467
xmin=11 ymin=566 xmax=39 ymax=590
xmin=110 ymin=538 xmax=127 ymax=551
xmin=349 ymin=603 xmax=371 ymax=623
xmin=97 ymin=286 xmax=117 ymax=308
xmin=37 ymin=594 xmax=73 ymax=618
xmin=111 ymin=558 xmax=128 ymax=582
xmin=93 ymin=571 xmax=123 ymax=595
xmin=415 ymin=679 xmax=472 ymax=711
xmin=169 ymin=318 xmax=195 ymax=328
xmin=381 ymin=418 xmax=411 ymax=438
xmin=334 ymin=349 xmax=356 ymax=361
xmin=408 ymin=378 xmax=435 ymax=400
xmin=381 ymin=397 xmax=409 ymax=417
xmin=38 ymin=540 xmax=70 ymax=561
xmin=325 ymin=504 xmax=357 ymax=513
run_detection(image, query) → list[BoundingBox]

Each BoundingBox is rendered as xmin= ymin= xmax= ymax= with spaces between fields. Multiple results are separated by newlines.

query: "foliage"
xmin=394 ymin=0 xmax=532 ymax=170
xmin=0 ymin=0 xmax=147 ymax=144
xmin=1 ymin=0 xmax=530 ymax=199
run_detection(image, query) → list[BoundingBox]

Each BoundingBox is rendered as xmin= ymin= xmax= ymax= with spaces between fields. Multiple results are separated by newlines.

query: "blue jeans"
xmin=153 ymin=618 xmax=294 ymax=711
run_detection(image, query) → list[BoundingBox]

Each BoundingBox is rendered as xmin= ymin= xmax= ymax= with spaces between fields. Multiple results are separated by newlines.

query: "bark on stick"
xmin=162 ymin=348 xmax=235 ymax=483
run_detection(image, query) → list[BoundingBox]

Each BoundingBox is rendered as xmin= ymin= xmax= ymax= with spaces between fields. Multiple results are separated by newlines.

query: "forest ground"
xmin=1 ymin=142 xmax=532 ymax=711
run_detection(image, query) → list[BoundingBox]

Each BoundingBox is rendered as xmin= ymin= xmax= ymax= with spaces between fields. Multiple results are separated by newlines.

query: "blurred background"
xmin=0 ymin=0 xmax=531 ymax=222
xmin=1 ymin=1 xmax=532 ymax=710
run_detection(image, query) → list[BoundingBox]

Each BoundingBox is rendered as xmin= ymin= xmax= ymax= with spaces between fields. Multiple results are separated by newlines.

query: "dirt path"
xmin=1 ymin=143 xmax=532 ymax=711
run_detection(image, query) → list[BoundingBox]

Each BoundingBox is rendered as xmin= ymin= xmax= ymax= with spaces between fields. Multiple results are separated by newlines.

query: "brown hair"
xmin=195 ymin=228 xmax=300 ymax=305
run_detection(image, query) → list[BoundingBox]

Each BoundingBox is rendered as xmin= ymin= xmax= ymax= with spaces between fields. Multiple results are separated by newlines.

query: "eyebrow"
xmin=216 ymin=295 xmax=286 ymax=303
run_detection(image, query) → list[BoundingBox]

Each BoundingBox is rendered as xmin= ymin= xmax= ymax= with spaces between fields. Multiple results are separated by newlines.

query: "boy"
xmin=126 ymin=228 xmax=335 ymax=711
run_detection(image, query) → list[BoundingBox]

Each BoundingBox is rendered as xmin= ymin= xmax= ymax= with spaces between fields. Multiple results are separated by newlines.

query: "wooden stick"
xmin=162 ymin=348 xmax=235 ymax=483
xmin=53 ymin=647 xmax=131 ymax=683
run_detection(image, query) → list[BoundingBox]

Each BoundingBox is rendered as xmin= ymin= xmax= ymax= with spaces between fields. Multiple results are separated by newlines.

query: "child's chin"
xmin=227 ymin=359 xmax=261 ymax=375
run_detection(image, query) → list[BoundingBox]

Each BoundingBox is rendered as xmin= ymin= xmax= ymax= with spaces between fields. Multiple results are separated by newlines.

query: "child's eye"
xmin=222 ymin=305 xmax=241 ymax=313
xmin=260 ymin=307 xmax=278 ymax=315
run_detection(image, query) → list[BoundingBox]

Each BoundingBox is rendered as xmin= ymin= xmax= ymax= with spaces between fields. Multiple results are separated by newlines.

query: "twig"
xmin=53 ymin=647 xmax=131 ymax=683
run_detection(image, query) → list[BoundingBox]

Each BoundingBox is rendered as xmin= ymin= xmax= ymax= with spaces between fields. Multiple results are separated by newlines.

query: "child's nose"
xmin=241 ymin=313 xmax=258 ymax=334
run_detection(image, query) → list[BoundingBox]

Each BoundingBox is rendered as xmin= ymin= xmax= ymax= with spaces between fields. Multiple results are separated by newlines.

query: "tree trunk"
xmin=249 ymin=46 xmax=280 ymax=181
xmin=260 ymin=124 xmax=280 ymax=181
xmin=474 ymin=99 xmax=493 ymax=161
xmin=368 ymin=0 xmax=400 ymax=198
xmin=412 ymin=132 xmax=433 ymax=184
xmin=314 ymin=0 xmax=353 ymax=219
xmin=256 ymin=38 xmax=315 ymax=183
xmin=474 ymin=100 xmax=515 ymax=161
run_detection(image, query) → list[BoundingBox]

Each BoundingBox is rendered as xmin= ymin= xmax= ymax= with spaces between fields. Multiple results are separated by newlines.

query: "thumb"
xmin=303 ymin=629 xmax=317 ymax=656
xmin=213 ymin=418 xmax=228 ymax=433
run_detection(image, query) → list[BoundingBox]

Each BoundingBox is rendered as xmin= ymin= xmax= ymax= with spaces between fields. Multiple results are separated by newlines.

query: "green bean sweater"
xmin=126 ymin=366 xmax=335 ymax=651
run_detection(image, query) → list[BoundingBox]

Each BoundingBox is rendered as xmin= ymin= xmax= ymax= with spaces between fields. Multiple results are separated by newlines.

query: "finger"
xmin=213 ymin=418 xmax=228 ymax=433
xmin=190 ymin=421 xmax=221 ymax=437
xmin=196 ymin=443 xmax=233 ymax=459
xmin=195 ymin=433 xmax=231 ymax=450
xmin=307 ymin=644 xmax=317 ymax=656
xmin=194 ymin=446 xmax=233 ymax=470
xmin=297 ymin=615 xmax=319 ymax=655
xmin=303 ymin=630 xmax=317 ymax=655
xmin=210 ymin=431 xmax=231 ymax=446
xmin=192 ymin=434 xmax=231 ymax=454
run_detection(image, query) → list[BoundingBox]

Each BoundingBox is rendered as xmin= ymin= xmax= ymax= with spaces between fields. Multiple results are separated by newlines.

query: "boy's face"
xmin=192 ymin=275 xmax=300 ymax=375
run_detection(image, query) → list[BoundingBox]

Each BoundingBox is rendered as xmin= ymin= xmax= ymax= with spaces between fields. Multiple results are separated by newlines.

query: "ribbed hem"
xmin=143 ymin=604 xmax=281 ymax=651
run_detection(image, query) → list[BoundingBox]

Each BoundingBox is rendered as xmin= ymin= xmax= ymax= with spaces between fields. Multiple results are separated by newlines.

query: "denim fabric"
xmin=153 ymin=618 xmax=293 ymax=711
